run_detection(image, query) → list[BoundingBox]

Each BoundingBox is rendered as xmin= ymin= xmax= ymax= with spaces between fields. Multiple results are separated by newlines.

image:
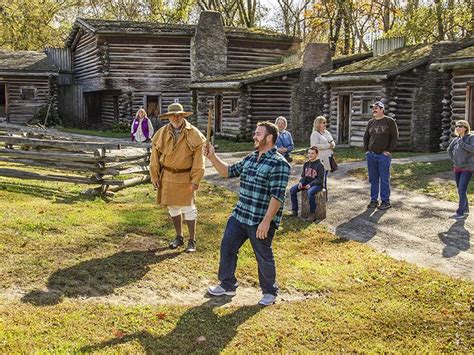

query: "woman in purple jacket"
xmin=131 ymin=108 xmax=154 ymax=143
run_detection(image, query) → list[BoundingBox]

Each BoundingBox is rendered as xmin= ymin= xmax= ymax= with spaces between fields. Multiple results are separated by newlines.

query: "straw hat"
xmin=159 ymin=103 xmax=193 ymax=119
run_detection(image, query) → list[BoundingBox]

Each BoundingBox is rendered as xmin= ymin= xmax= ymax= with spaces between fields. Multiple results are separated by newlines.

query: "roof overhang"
xmin=189 ymin=81 xmax=242 ymax=90
xmin=430 ymin=59 xmax=474 ymax=71
xmin=320 ymin=73 xmax=387 ymax=83
xmin=0 ymin=71 xmax=58 ymax=77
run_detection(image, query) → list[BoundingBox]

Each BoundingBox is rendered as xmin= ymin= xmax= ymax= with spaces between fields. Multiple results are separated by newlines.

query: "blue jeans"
xmin=455 ymin=171 xmax=472 ymax=215
xmin=218 ymin=216 xmax=278 ymax=295
xmin=366 ymin=151 xmax=391 ymax=202
xmin=290 ymin=184 xmax=323 ymax=213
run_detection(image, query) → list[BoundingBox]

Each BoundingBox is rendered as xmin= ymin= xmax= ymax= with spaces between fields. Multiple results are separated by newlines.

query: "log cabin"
xmin=47 ymin=11 xmax=300 ymax=130
xmin=319 ymin=39 xmax=465 ymax=151
xmin=430 ymin=42 xmax=474 ymax=149
xmin=0 ymin=50 xmax=58 ymax=124
xmin=190 ymin=43 xmax=371 ymax=142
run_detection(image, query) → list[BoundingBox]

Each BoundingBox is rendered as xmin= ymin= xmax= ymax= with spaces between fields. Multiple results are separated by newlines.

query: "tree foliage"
xmin=0 ymin=0 xmax=472 ymax=52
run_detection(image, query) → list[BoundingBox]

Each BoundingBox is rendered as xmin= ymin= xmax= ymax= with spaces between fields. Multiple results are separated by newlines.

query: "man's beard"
xmin=254 ymin=139 xmax=265 ymax=150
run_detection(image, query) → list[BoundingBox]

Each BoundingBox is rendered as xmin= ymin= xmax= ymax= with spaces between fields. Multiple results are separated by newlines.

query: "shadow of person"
xmin=80 ymin=296 xmax=262 ymax=353
xmin=438 ymin=219 xmax=471 ymax=258
xmin=21 ymin=247 xmax=180 ymax=306
xmin=335 ymin=208 xmax=388 ymax=243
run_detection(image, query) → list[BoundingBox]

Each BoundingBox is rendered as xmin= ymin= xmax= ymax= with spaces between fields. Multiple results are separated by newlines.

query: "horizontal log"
xmin=0 ymin=168 xmax=99 ymax=184
xmin=0 ymin=148 xmax=98 ymax=163
xmin=108 ymin=175 xmax=151 ymax=192
xmin=0 ymin=136 xmax=122 ymax=151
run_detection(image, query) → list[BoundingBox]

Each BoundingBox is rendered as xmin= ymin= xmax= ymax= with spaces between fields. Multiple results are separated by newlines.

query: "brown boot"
xmin=306 ymin=212 xmax=317 ymax=222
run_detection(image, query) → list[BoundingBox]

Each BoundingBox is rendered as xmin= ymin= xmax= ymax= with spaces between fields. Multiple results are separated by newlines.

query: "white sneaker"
xmin=449 ymin=213 xmax=466 ymax=220
xmin=207 ymin=285 xmax=236 ymax=296
xmin=258 ymin=293 xmax=277 ymax=306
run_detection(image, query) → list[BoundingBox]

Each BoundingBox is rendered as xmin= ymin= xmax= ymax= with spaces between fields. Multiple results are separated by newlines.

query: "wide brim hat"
xmin=159 ymin=103 xmax=193 ymax=119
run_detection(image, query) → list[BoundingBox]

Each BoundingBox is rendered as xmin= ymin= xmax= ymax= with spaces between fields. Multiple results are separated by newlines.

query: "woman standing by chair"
xmin=275 ymin=116 xmax=294 ymax=162
xmin=447 ymin=120 xmax=474 ymax=219
xmin=310 ymin=116 xmax=335 ymax=189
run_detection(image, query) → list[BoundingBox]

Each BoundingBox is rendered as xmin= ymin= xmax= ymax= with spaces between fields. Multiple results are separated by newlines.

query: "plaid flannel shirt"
xmin=228 ymin=147 xmax=291 ymax=228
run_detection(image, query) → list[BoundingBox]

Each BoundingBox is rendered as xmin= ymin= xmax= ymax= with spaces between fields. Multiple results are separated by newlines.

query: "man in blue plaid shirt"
xmin=204 ymin=121 xmax=291 ymax=306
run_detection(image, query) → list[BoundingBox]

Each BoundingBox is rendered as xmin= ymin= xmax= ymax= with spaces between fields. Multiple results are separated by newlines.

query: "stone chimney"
xmin=302 ymin=43 xmax=332 ymax=71
xmin=191 ymin=11 xmax=227 ymax=81
xmin=291 ymin=43 xmax=332 ymax=142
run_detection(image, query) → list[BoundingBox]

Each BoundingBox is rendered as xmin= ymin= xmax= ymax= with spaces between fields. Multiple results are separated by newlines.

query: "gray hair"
xmin=275 ymin=116 xmax=287 ymax=129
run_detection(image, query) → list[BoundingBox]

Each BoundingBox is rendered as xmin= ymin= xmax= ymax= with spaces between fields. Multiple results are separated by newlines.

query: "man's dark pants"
xmin=218 ymin=216 xmax=278 ymax=296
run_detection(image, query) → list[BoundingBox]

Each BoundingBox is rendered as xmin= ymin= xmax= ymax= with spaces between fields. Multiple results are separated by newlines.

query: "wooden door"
xmin=145 ymin=95 xmax=161 ymax=120
xmin=338 ymin=95 xmax=351 ymax=144
xmin=0 ymin=83 xmax=7 ymax=118
xmin=214 ymin=95 xmax=223 ymax=134
xmin=84 ymin=91 xmax=102 ymax=128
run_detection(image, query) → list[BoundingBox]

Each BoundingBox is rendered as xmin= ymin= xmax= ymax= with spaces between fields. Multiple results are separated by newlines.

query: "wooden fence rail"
xmin=0 ymin=125 xmax=151 ymax=198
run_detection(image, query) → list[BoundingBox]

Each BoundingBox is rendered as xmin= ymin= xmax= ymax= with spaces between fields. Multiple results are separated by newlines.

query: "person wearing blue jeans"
xmin=447 ymin=120 xmax=474 ymax=219
xmin=363 ymin=101 xmax=399 ymax=210
xmin=289 ymin=146 xmax=325 ymax=222
xmin=203 ymin=121 xmax=291 ymax=306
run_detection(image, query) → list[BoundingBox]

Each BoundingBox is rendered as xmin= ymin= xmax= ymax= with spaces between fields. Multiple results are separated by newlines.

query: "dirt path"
xmin=205 ymin=153 xmax=473 ymax=281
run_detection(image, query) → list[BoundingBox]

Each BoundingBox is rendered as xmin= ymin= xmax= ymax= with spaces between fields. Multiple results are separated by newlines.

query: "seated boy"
xmin=289 ymin=146 xmax=325 ymax=222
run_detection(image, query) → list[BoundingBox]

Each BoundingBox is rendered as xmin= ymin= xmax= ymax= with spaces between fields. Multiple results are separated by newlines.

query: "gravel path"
xmin=205 ymin=152 xmax=473 ymax=281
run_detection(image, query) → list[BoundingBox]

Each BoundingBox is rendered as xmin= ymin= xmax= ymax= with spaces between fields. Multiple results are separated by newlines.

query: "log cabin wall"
xmin=57 ymin=84 xmax=85 ymax=126
xmin=196 ymin=90 xmax=244 ymax=139
xmin=328 ymin=82 xmax=384 ymax=147
xmin=73 ymin=31 xmax=101 ymax=84
xmin=6 ymin=76 xmax=51 ymax=124
xmin=97 ymin=35 xmax=193 ymax=128
xmin=249 ymin=77 xmax=296 ymax=129
xmin=450 ymin=69 xmax=474 ymax=123
xmin=226 ymin=39 xmax=293 ymax=74
xmin=389 ymin=71 xmax=423 ymax=150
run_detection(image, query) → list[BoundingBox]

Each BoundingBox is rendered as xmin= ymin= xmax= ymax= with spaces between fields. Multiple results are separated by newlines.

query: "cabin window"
xmin=230 ymin=98 xmax=239 ymax=114
xmin=21 ymin=87 xmax=36 ymax=100
xmin=361 ymin=99 xmax=372 ymax=115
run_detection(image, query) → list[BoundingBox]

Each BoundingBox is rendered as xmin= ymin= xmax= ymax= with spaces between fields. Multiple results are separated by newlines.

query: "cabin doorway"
xmin=214 ymin=95 xmax=223 ymax=134
xmin=338 ymin=95 xmax=351 ymax=144
xmin=144 ymin=94 xmax=161 ymax=131
xmin=0 ymin=83 xmax=7 ymax=118
xmin=467 ymin=84 xmax=474 ymax=128
xmin=84 ymin=91 xmax=102 ymax=128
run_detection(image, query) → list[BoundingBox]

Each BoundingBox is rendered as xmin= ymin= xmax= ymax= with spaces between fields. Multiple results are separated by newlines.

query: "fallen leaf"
xmin=156 ymin=312 xmax=167 ymax=319
xmin=196 ymin=336 xmax=206 ymax=343
xmin=114 ymin=330 xmax=125 ymax=339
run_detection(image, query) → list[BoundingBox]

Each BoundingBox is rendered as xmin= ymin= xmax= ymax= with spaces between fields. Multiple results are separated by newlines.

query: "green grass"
xmin=60 ymin=128 xmax=130 ymax=139
xmin=349 ymin=160 xmax=473 ymax=202
xmin=0 ymin=167 xmax=472 ymax=352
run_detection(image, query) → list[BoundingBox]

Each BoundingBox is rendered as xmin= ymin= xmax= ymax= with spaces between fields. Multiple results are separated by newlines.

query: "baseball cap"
xmin=370 ymin=101 xmax=385 ymax=109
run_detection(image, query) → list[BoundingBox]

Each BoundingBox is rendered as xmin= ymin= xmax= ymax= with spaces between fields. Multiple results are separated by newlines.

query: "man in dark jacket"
xmin=289 ymin=146 xmax=325 ymax=221
xmin=363 ymin=101 xmax=399 ymax=210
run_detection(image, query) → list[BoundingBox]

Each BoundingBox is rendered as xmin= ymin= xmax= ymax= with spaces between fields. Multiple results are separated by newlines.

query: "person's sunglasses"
xmin=455 ymin=125 xmax=466 ymax=128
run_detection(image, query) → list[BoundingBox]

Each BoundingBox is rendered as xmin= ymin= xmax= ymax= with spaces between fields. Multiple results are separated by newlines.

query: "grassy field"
xmin=349 ymin=160 xmax=473 ymax=203
xmin=0 ymin=167 xmax=472 ymax=352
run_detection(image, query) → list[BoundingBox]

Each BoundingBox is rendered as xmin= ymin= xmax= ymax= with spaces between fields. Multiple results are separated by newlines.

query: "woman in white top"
xmin=310 ymin=116 xmax=335 ymax=188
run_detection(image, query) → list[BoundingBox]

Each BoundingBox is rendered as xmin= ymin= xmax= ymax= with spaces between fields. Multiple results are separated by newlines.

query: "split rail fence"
xmin=0 ymin=123 xmax=151 ymax=197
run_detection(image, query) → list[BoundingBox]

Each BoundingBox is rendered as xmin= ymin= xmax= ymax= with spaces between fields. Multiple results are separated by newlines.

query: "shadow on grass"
xmin=0 ymin=181 xmax=97 ymax=204
xmin=438 ymin=219 xmax=471 ymax=258
xmin=335 ymin=208 xmax=388 ymax=243
xmin=80 ymin=297 xmax=261 ymax=353
xmin=21 ymin=248 xmax=180 ymax=306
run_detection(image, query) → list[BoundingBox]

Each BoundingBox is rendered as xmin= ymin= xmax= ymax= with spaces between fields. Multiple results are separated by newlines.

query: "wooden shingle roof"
xmin=66 ymin=18 xmax=298 ymax=46
xmin=0 ymin=49 xmax=57 ymax=75
xmin=321 ymin=44 xmax=433 ymax=82
xmin=189 ymin=60 xmax=302 ymax=89
xmin=430 ymin=44 xmax=474 ymax=70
